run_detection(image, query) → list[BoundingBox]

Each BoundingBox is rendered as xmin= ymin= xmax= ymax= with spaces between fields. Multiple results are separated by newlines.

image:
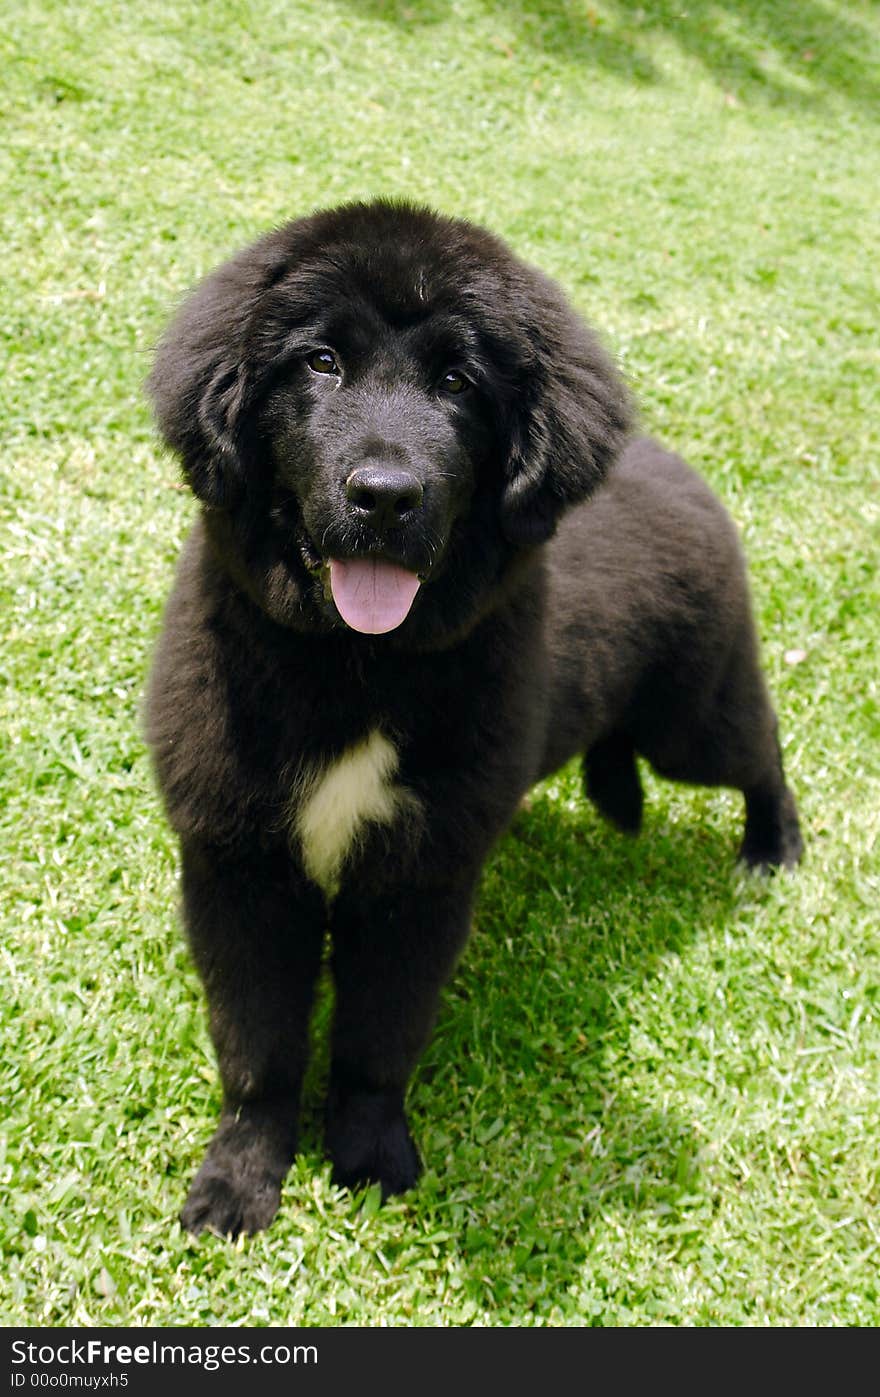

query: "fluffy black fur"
xmin=146 ymin=199 xmax=802 ymax=1237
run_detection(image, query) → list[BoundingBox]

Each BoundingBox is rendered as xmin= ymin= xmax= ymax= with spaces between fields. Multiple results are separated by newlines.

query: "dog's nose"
xmin=345 ymin=466 xmax=424 ymax=530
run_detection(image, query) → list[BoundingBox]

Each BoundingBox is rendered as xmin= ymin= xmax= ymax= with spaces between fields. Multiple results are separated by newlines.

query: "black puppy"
xmin=146 ymin=199 xmax=802 ymax=1237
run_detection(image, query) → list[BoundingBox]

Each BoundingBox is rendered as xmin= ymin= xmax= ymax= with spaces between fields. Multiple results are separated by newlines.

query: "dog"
xmin=146 ymin=198 xmax=802 ymax=1237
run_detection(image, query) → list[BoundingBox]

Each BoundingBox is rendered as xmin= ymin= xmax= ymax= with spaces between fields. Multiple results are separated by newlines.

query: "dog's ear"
xmin=500 ymin=274 xmax=634 ymax=545
xmin=187 ymin=359 xmax=250 ymax=505
xmin=147 ymin=235 xmax=290 ymax=506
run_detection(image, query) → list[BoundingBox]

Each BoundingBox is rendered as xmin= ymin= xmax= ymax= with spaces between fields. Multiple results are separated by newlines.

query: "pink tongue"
xmin=329 ymin=558 xmax=421 ymax=634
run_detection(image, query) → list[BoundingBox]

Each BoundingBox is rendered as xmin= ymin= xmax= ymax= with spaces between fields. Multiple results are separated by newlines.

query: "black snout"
xmin=345 ymin=466 xmax=424 ymax=531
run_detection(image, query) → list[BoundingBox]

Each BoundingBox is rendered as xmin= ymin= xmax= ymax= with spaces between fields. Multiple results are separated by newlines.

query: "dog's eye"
xmin=439 ymin=370 xmax=470 ymax=396
xmin=307 ymin=349 xmax=340 ymax=376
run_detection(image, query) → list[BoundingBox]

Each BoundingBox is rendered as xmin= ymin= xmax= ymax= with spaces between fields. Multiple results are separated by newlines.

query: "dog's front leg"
xmin=177 ymin=837 xmax=326 ymax=1237
xmin=326 ymin=878 xmax=478 ymax=1198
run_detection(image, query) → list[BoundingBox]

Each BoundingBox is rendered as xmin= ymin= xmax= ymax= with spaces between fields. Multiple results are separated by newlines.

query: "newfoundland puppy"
xmin=146 ymin=199 xmax=802 ymax=1237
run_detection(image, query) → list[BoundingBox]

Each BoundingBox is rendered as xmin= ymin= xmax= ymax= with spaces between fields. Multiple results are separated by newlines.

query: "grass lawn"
xmin=1 ymin=0 xmax=878 ymax=1327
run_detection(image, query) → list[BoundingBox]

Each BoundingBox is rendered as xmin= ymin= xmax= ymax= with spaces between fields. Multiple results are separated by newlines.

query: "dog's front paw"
xmin=180 ymin=1111 xmax=294 ymax=1238
xmin=326 ymin=1087 xmax=422 ymax=1199
xmin=181 ymin=1163 xmax=282 ymax=1239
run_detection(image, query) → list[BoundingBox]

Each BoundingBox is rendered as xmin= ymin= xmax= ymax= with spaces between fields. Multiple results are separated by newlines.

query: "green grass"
xmin=1 ymin=0 xmax=878 ymax=1327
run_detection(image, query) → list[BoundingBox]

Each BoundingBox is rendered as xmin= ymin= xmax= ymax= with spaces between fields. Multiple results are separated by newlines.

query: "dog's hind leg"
xmin=633 ymin=639 xmax=803 ymax=871
xmin=739 ymin=732 xmax=803 ymax=871
xmin=657 ymin=721 xmax=802 ymax=870
xmin=583 ymin=732 xmax=644 ymax=835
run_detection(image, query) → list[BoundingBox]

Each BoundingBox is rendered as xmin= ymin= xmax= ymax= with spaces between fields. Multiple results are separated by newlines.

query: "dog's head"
xmin=149 ymin=200 xmax=633 ymax=643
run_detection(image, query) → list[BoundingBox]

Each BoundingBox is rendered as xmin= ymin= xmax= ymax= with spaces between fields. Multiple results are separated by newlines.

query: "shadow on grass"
xmin=411 ymin=789 xmax=752 ymax=1298
xmin=345 ymin=0 xmax=877 ymax=109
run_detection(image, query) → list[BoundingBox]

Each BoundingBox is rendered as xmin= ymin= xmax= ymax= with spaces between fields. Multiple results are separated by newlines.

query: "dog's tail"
xmin=583 ymin=733 xmax=643 ymax=835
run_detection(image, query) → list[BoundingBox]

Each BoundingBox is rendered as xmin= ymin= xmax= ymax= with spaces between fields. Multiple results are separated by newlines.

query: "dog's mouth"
xmin=298 ymin=533 xmax=428 ymax=635
xmin=296 ymin=513 xmax=439 ymax=635
xmin=326 ymin=556 xmax=422 ymax=635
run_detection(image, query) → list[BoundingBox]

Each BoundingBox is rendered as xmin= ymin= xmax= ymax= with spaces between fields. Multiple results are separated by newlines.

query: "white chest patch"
xmin=291 ymin=730 xmax=418 ymax=897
